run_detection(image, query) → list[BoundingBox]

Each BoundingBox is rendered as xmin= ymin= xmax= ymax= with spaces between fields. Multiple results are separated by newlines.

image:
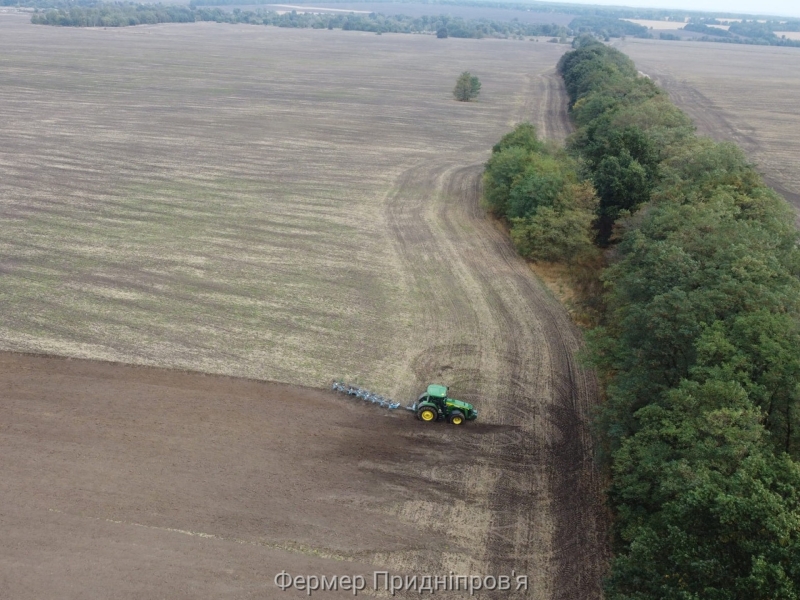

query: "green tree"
xmin=556 ymin=37 xmax=800 ymax=600
xmin=592 ymin=149 xmax=652 ymax=243
xmin=482 ymin=146 xmax=531 ymax=216
xmin=607 ymin=380 xmax=800 ymax=600
xmin=511 ymin=205 xmax=595 ymax=263
xmin=507 ymin=154 xmax=570 ymax=218
xmin=453 ymin=71 xmax=481 ymax=102
xmin=491 ymin=122 xmax=543 ymax=155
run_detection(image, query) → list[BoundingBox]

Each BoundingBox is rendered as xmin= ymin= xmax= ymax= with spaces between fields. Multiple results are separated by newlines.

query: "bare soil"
xmin=0 ymin=15 xmax=608 ymax=599
xmin=1 ymin=343 xmax=605 ymax=598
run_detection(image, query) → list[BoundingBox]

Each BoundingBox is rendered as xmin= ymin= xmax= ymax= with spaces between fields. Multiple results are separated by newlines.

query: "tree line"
xmin=186 ymin=0 xmax=796 ymax=23
xmin=485 ymin=36 xmax=800 ymax=598
xmin=29 ymin=1 xmax=568 ymax=38
xmin=675 ymin=20 xmax=800 ymax=47
xmin=29 ymin=0 xmax=798 ymax=47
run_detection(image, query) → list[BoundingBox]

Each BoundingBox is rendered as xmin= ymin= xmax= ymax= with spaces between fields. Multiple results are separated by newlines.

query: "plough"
xmin=330 ymin=381 xmax=409 ymax=411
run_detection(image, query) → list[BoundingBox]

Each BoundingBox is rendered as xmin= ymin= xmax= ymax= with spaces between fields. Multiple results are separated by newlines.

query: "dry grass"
xmin=528 ymin=261 xmax=575 ymax=303
xmin=618 ymin=39 xmax=800 ymax=210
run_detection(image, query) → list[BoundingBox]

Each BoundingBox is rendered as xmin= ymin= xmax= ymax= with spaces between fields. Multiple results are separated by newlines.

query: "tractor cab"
xmin=414 ymin=384 xmax=478 ymax=425
xmin=418 ymin=384 xmax=448 ymax=407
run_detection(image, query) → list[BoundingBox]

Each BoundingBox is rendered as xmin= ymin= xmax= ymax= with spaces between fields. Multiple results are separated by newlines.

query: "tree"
xmin=453 ymin=71 xmax=481 ymax=102
xmin=482 ymin=146 xmax=531 ymax=216
xmin=592 ymin=150 xmax=652 ymax=243
xmin=491 ymin=122 xmax=543 ymax=155
xmin=511 ymin=206 xmax=596 ymax=263
xmin=436 ymin=26 xmax=448 ymax=38
xmin=606 ymin=380 xmax=800 ymax=600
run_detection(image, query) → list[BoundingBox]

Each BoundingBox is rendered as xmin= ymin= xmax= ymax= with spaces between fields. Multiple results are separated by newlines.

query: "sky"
xmin=535 ymin=0 xmax=800 ymax=18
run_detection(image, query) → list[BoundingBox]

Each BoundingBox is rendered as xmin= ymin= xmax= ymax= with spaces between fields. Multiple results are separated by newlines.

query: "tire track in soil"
xmin=384 ymin=77 xmax=607 ymax=596
xmin=533 ymin=70 xmax=573 ymax=145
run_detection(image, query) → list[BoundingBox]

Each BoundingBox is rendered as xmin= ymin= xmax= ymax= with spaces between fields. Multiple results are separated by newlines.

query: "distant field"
xmin=618 ymin=39 xmax=800 ymax=212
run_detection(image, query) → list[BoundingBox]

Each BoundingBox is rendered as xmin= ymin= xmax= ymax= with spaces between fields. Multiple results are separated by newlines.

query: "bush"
xmin=453 ymin=71 xmax=481 ymax=102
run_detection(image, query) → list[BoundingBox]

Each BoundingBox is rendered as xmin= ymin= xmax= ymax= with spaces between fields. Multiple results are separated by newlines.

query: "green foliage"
xmin=684 ymin=22 xmax=731 ymax=37
xmin=182 ymin=0 xmax=792 ymax=24
xmin=31 ymin=2 xmax=195 ymax=26
xmin=491 ymin=122 xmax=544 ymax=155
xmin=507 ymin=154 xmax=572 ymax=217
xmin=510 ymin=182 xmax=597 ymax=263
xmin=483 ymin=123 xmax=598 ymax=265
xmin=558 ymin=39 xmax=800 ymax=598
xmin=560 ymin=41 xmax=694 ymax=242
xmin=28 ymin=0 xmax=797 ymax=45
xmin=483 ymin=146 xmax=532 ymax=217
xmin=569 ymin=16 xmax=650 ymax=39
xmin=689 ymin=19 xmax=800 ymax=47
xmin=607 ymin=380 xmax=800 ymax=599
xmin=453 ymin=71 xmax=481 ymax=102
xmin=591 ymin=150 xmax=652 ymax=240
xmin=29 ymin=2 xmax=571 ymax=38
xmin=694 ymin=314 xmax=800 ymax=456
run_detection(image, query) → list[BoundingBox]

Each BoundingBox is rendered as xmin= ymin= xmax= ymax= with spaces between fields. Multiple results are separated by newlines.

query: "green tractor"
xmin=413 ymin=384 xmax=478 ymax=425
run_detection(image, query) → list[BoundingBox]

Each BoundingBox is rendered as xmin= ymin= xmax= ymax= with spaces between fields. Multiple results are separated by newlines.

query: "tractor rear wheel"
xmin=448 ymin=411 xmax=465 ymax=425
xmin=417 ymin=406 xmax=438 ymax=423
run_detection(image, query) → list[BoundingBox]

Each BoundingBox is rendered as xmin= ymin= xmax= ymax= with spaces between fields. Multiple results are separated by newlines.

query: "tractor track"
xmin=533 ymin=70 xmax=573 ymax=145
xmin=384 ymin=77 xmax=607 ymax=596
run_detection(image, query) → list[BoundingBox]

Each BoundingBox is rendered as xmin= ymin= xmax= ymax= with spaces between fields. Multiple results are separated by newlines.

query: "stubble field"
xmin=617 ymin=39 xmax=800 ymax=212
xmin=0 ymin=14 xmax=606 ymax=600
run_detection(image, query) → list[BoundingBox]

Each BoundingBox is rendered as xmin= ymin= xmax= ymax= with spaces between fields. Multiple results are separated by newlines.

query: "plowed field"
xmin=0 ymin=14 xmax=605 ymax=598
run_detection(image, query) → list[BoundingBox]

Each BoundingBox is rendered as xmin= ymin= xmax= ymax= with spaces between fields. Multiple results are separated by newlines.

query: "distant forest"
xmin=17 ymin=0 xmax=800 ymax=46
xmin=27 ymin=2 xmax=570 ymax=38
xmin=188 ymin=0 xmax=800 ymax=22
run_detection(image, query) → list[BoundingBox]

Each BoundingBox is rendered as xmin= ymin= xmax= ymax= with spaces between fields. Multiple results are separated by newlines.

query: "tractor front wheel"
xmin=448 ymin=411 xmax=465 ymax=425
xmin=417 ymin=406 xmax=438 ymax=423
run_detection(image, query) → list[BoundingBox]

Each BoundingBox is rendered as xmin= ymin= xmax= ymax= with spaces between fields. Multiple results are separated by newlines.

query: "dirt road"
xmin=385 ymin=148 xmax=605 ymax=598
xmin=533 ymin=70 xmax=573 ymax=144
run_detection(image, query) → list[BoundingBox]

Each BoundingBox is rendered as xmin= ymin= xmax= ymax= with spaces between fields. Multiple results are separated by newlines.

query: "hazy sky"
xmin=538 ymin=0 xmax=800 ymax=18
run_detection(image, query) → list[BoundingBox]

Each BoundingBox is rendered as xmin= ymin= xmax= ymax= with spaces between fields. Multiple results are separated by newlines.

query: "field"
xmin=0 ymin=14 xmax=605 ymax=599
xmin=617 ymin=39 xmax=800 ymax=213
